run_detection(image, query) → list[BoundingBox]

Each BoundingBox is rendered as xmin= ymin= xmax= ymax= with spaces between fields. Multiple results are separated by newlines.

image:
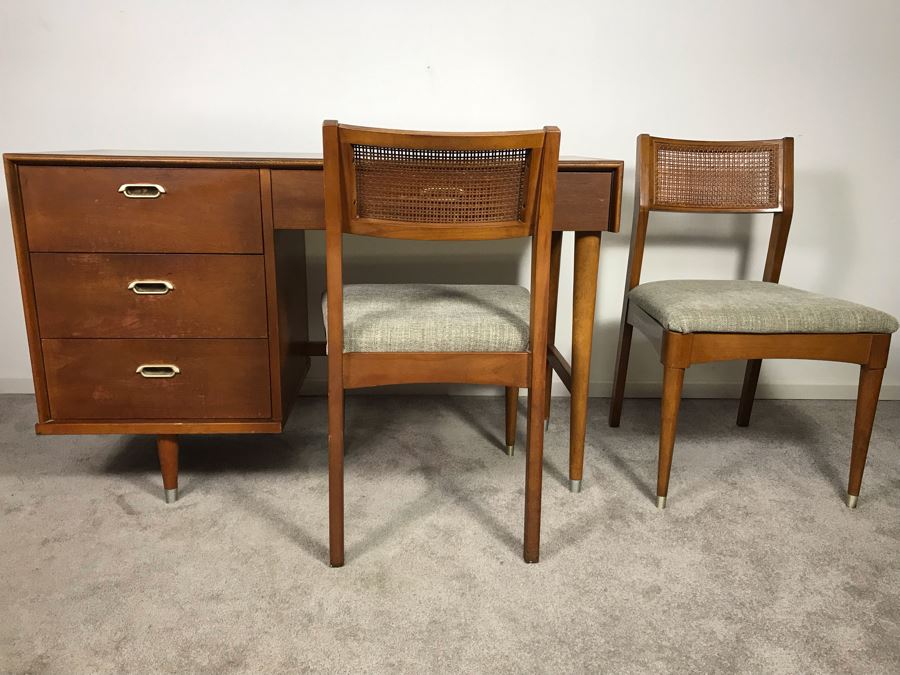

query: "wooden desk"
xmin=4 ymin=151 xmax=623 ymax=500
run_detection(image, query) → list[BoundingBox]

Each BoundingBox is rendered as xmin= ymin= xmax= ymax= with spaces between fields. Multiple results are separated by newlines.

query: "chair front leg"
xmin=657 ymin=366 xmax=685 ymax=509
xmin=847 ymin=363 xmax=887 ymax=508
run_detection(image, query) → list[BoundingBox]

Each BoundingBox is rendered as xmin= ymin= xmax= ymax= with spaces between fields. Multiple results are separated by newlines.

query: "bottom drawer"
xmin=43 ymin=339 xmax=271 ymax=420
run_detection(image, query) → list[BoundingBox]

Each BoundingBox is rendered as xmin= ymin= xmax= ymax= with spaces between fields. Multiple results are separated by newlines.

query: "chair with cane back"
xmin=609 ymin=134 xmax=897 ymax=509
xmin=322 ymin=122 xmax=560 ymax=565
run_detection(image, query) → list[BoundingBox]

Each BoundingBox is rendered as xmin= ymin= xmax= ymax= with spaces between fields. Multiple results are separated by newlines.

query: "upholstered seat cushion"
xmin=629 ymin=280 xmax=899 ymax=335
xmin=323 ymin=284 xmax=530 ymax=353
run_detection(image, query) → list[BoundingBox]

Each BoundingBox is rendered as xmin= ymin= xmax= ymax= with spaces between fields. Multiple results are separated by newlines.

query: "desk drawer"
xmin=554 ymin=171 xmax=613 ymax=231
xmin=43 ymin=338 xmax=271 ymax=420
xmin=20 ymin=166 xmax=263 ymax=253
xmin=32 ymin=253 xmax=268 ymax=338
xmin=272 ymin=170 xmax=325 ymax=229
xmin=270 ymin=168 xmax=616 ymax=232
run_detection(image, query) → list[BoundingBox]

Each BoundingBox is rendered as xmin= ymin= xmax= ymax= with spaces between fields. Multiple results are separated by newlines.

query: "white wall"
xmin=1 ymin=0 xmax=897 ymax=398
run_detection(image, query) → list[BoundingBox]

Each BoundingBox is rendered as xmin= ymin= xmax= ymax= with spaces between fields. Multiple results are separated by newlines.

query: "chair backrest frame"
xmin=324 ymin=123 xmax=555 ymax=241
xmin=625 ymin=134 xmax=794 ymax=296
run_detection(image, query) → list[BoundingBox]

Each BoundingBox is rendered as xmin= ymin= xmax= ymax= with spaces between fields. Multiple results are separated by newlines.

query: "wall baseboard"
xmin=0 ymin=377 xmax=895 ymax=401
xmin=0 ymin=378 xmax=33 ymax=394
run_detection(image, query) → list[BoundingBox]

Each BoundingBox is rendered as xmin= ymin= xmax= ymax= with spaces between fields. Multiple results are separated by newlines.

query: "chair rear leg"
xmin=544 ymin=231 xmax=563 ymax=431
xmin=544 ymin=367 xmax=553 ymax=431
xmin=736 ymin=359 xmax=762 ymax=427
xmin=657 ymin=366 xmax=685 ymax=509
xmin=523 ymin=386 xmax=546 ymax=563
xmin=328 ymin=386 xmax=345 ymax=566
xmin=847 ymin=364 xmax=886 ymax=508
xmin=505 ymin=387 xmax=518 ymax=456
xmin=609 ymin=321 xmax=634 ymax=427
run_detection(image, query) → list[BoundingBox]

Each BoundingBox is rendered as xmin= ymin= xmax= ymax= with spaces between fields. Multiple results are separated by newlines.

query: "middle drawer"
xmin=31 ymin=253 xmax=268 ymax=338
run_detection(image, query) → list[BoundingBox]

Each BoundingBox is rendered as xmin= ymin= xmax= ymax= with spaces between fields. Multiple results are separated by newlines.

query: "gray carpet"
xmin=1 ymin=393 xmax=899 ymax=674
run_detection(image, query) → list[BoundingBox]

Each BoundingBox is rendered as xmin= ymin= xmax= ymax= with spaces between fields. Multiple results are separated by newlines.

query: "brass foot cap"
xmin=506 ymin=444 xmax=515 ymax=457
xmin=847 ymin=494 xmax=859 ymax=509
xmin=568 ymin=479 xmax=582 ymax=494
xmin=164 ymin=488 xmax=178 ymax=504
xmin=656 ymin=495 xmax=667 ymax=509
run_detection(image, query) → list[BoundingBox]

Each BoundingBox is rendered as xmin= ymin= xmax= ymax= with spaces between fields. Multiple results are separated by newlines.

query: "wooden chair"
xmin=322 ymin=121 xmax=560 ymax=566
xmin=609 ymin=134 xmax=897 ymax=509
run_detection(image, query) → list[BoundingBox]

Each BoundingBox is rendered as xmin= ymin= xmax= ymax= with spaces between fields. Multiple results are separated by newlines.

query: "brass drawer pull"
xmin=128 ymin=279 xmax=174 ymax=295
xmin=136 ymin=364 xmax=180 ymax=378
xmin=118 ymin=183 xmax=166 ymax=199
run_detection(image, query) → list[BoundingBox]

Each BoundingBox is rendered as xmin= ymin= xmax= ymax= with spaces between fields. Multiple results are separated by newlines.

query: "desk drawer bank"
xmin=4 ymin=151 xmax=622 ymax=502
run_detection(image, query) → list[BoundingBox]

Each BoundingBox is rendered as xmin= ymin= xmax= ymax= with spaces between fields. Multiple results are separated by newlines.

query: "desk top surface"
xmin=4 ymin=151 xmax=623 ymax=172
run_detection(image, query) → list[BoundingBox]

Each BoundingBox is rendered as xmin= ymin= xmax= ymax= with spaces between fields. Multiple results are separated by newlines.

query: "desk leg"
xmin=157 ymin=435 xmax=179 ymax=504
xmin=569 ymin=231 xmax=601 ymax=493
xmin=545 ymin=231 xmax=563 ymax=428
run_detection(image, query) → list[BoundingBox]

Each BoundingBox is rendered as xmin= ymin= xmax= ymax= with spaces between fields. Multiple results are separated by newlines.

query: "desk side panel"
xmin=4 ymin=157 xmax=51 ymax=420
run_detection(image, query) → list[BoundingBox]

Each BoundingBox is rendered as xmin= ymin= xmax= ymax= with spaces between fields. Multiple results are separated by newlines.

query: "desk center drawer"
xmin=32 ymin=253 xmax=268 ymax=338
xmin=43 ymin=338 xmax=271 ymax=420
xmin=19 ymin=166 xmax=263 ymax=253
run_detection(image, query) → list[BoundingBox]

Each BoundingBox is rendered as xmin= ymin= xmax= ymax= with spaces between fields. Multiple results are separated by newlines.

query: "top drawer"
xmin=19 ymin=166 xmax=263 ymax=253
xmin=554 ymin=171 xmax=612 ymax=231
xmin=270 ymin=168 xmax=615 ymax=232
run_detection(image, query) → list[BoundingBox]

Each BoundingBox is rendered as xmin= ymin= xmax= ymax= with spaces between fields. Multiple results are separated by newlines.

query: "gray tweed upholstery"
xmin=323 ymin=284 xmax=530 ymax=353
xmin=629 ymin=280 xmax=899 ymax=335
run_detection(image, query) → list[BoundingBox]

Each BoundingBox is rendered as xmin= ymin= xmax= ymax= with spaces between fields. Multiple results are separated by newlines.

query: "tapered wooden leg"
xmin=523 ymin=385 xmax=546 ymax=563
xmin=736 ymin=359 xmax=762 ymax=427
xmin=544 ymin=231 xmax=563 ymax=429
xmin=609 ymin=319 xmax=633 ymax=428
xmin=328 ymin=386 xmax=345 ymax=567
xmin=657 ymin=366 xmax=685 ymax=508
xmin=157 ymin=435 xmax=179 ymax=504
xmin=847 ymin=364 xmax=886 ymax=508
xmin=568 ymin=231 xmax=601 ymax=492
xmin=505 ymin=386 xmax=518 ymax=455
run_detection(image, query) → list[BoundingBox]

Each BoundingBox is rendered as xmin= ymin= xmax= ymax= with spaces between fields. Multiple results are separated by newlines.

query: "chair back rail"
xmin=325 ymin=123 xmax=554 ymax=241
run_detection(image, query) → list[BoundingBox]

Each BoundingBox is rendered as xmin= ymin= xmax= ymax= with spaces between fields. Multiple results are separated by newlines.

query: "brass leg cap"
xmin=568 ymin=479 xmax=582 ymax=494
xmin=847 ymin=494 xmax=859 ymax=509
xmin=506 ymin=444 xmax=515 ymax=457
xmin=656 ymin=495 xmax=667 ymax=509
xmin=164 ymin=488 xmax=178 ymax=504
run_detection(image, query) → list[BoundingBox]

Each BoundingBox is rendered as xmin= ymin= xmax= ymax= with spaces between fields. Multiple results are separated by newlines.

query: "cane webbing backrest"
xmin=352 ymin=145 xmax=530 ymax=224
xmin=647 ymin=137 xmax=787 ymax=212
